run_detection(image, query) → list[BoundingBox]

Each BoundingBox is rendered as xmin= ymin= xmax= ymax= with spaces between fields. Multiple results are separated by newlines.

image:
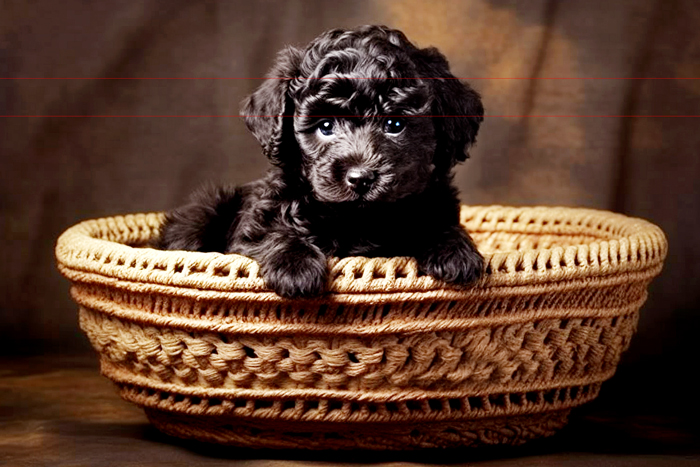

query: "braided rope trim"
xmin=71 ymin=276 xmax=651 ymax=334
xmin=113 ymin=370 xmax=604 ymax=416
xmin=110 ymin=363 xmax=602 ymax=423
xmin=82 ymin=302 xmax=636 ymax=395
xmin=55 ymin=206 xmax=668 ymax=294
xmin=145 ymin=408 xmax=571 ymax=449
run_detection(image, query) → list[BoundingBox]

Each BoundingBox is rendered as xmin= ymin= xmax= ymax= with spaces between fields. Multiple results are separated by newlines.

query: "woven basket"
xmin=56 ymin=205 xmax=666 ymax=450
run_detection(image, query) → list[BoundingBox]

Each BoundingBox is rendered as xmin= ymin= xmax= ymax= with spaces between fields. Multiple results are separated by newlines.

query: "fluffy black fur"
xmin=158 ymin=25 xmax=485 ymax=298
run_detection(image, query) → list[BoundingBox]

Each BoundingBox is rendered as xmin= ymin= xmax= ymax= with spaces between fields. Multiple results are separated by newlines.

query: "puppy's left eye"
xmin=316 ymin=119 xmax=335 ymax=136
xmin=384 ymin=117 xmax=405 ymax=134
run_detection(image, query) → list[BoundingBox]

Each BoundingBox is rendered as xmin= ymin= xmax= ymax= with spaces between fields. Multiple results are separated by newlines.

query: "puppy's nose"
xmin=345 ymin=168 xmax=376 ymax=194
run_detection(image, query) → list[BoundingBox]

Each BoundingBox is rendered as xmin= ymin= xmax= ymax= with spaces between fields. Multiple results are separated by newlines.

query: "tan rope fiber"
xmin=55 ymin=205 xmax=667 ymax=449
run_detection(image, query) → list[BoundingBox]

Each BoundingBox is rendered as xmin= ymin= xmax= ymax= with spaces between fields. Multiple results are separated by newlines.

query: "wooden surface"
xmin=1 ymin=355 xmax=698 ymax=467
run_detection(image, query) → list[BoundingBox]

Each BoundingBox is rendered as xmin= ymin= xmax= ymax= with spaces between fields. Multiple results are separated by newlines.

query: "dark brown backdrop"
xmin=2 ymin=0 xmax=699 ymax=417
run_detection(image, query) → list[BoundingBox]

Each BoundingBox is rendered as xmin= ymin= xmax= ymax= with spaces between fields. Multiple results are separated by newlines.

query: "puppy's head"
xmin=243 ymin=25 xmax=484 ymax=203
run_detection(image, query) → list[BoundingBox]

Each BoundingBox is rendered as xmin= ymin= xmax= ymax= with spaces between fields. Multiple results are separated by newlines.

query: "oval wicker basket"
xmin=56 ymin=205 xmax=667 ymax=450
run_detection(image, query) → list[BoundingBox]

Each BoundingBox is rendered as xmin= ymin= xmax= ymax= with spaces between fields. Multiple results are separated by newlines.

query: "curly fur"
xmin=158 ymin=25 xmax=485 ymax=298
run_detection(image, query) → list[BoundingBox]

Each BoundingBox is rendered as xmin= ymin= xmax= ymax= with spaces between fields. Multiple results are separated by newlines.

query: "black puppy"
xmin=158 ymin=25 xmax=485 ymax=298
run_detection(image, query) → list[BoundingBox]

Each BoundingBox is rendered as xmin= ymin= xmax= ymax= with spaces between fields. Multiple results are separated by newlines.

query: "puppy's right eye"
xmin=383 ymin=117 xmax=405 ymax=134
xmin=317 ymin=119 xmax=335 ymax=136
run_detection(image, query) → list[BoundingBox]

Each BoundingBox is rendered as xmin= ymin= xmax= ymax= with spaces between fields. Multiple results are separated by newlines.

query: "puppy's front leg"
xmin=418 ymin=226 xmax=484 ymax=286
xmin=257 ymin=234 xmax=328 ymax=298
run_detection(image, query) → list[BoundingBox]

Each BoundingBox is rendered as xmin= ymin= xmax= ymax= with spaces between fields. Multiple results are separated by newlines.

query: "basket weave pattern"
xmin=56 ymin=206 xmax=666 ymax=449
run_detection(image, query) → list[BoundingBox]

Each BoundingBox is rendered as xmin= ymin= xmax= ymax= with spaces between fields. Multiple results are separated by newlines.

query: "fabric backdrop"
xmin=2 ymin=0 xmax=699 ymax=416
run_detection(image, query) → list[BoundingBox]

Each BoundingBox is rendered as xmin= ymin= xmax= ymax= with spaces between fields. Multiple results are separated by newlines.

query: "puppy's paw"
xmin=419 ymin=229 xmax=484 ymax=286
xmin=262 ymin=242 xmax=328 ymax=298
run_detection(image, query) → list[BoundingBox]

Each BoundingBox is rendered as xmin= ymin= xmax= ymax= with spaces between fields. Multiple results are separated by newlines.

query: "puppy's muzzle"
xmin=345 ymin=167 xmax=376 ymax=195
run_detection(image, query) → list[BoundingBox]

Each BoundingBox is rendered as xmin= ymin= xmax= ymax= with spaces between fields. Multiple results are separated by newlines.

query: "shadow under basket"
xmin=55 ymin=205 xmax=667 ymax=450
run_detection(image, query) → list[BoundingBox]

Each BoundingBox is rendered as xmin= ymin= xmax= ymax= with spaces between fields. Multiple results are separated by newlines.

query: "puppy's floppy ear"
xmin=412 ymin=47 xmax=484 ymax=169
xmin=242 ymin=46 xmax=303 ymax=165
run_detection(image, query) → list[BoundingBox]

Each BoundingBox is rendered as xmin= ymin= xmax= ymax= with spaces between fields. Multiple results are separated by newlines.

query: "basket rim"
xmin=56 ymin=205 xmax=667 ymax=295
